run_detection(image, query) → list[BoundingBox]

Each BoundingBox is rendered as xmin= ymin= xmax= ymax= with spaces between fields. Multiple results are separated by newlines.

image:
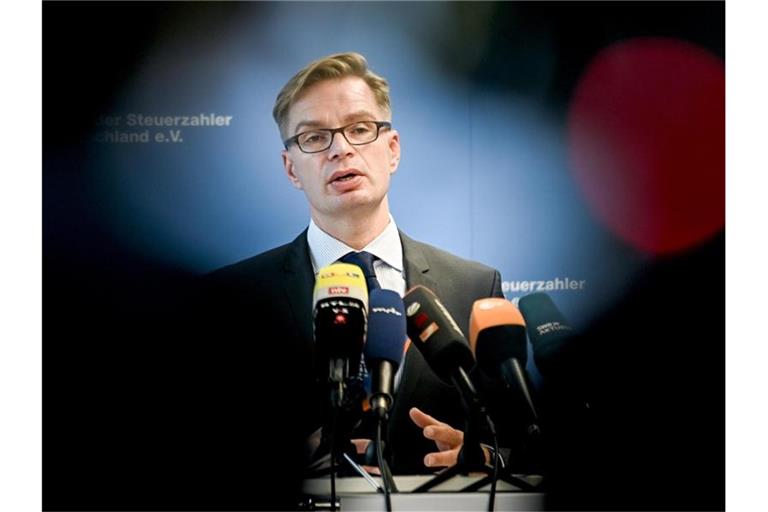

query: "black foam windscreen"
xmin=402 ymin=285 xmax=474 ymax=382
xmin=314 ymin=297 xmax=367 ymax=362
xmin=474 ymin=324 xmax=528 ymax=378
xmin=518 ymin=292 xmax=575 ymax=376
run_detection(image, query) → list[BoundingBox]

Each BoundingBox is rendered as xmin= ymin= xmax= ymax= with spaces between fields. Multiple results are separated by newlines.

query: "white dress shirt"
xmin=306 ymin=215 xmax=406 ymax=297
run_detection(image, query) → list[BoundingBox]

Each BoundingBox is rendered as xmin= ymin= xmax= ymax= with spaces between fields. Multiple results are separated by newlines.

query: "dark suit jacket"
xmin=200 ymin=228 xmax=503 ymax=484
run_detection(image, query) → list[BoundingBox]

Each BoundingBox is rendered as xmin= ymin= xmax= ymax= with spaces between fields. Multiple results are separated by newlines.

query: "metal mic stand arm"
xmin=411 ymin=367 xmax=492 ymax=493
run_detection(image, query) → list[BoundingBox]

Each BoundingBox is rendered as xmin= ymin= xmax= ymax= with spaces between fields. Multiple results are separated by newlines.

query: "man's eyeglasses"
xmin=284 ymin=121 xmax=392 ymax=154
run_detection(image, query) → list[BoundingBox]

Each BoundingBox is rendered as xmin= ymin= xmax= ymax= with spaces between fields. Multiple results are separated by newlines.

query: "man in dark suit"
xmin=203 ymin=52 xmax=503 ymax=492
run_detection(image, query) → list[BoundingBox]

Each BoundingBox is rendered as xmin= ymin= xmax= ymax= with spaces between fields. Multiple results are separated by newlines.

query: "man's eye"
xmin=301 ymin=133 xmax=326 ymax=145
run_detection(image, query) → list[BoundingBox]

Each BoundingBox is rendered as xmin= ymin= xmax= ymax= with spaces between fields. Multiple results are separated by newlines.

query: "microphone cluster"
xmin=313 ymin=262 xmax=581 ymax=499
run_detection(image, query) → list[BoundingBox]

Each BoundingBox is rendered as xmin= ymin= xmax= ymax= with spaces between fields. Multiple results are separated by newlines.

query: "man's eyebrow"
xmin=340 ymin=110 xmax=378 ymax=123
xmin=292 ymin=110 xmax=379 ymax=135
xmin=292 ymin=120 xmax=324 ymax=134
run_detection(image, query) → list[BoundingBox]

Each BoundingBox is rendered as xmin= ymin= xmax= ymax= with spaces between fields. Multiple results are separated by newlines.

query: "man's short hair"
xmin=273 ymin=52 xmax=391 ymax=140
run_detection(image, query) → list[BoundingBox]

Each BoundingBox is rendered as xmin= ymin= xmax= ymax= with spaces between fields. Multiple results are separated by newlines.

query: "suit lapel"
xmin=400 ymin=231 xmax=442 ymax=299
xmin=282 ymin=229 xmax=315 ymax=346
xmin=393 ymin=232 xmax=441 ymax=417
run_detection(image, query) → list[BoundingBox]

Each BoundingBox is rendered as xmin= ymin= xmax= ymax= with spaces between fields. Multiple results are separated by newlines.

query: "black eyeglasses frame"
xmin=283 ymin=121 xmax=392 ymax=153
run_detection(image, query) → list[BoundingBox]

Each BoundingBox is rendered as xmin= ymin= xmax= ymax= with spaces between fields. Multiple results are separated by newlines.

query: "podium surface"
xmin=302 ymin=474 xmax=544 ymax=511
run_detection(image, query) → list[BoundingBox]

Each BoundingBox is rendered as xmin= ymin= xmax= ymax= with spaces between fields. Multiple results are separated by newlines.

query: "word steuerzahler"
xmin=97 ymin=113 xmax=233 ymax=127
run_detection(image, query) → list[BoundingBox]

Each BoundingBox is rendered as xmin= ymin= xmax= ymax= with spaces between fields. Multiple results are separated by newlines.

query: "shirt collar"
xmin=307 ymin=215 xmax=404 ymax=274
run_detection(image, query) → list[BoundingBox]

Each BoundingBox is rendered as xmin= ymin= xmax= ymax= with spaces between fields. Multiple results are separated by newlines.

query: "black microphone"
xmin=313 ymin=263 xmax=368 ymax=408
xmin=518 ymin=291 xmax=594 ymax=420
xmin=517 ymin=292 xmax=579 ymax=379
xmin=365 ymin=289 xmax=407 ymax=420
xmin=402 ymin=285 xmax=491 ymax=468
xmin=402 ymin=286 xmax=477 ymax=398
xmin=517 ymin=293 xmax=595 ymax=495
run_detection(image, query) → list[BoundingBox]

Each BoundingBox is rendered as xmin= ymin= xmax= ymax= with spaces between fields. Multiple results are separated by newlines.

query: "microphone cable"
xmin=487 ymin=415 xmax=499 ymax=512
xmin=376 ymin=420 xmax=394 ymax=512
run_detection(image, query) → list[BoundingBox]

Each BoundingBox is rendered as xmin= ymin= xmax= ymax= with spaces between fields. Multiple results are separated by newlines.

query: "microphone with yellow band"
xmin=313 ymin=263 xmax=368 ymax=408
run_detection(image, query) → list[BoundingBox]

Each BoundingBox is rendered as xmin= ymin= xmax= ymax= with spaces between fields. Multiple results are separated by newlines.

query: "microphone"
xmin=402 ymin=285 xmax=474 ymax=381
xmin=402 ymin=286 xmax=538 ymax=504
xmin=364 ymin=289 xmax=407 ymax=419
xmin=517 ymin=292 xmax=577 ymax=379
xmin=402 ymin=285 xmax=491 ymax=468
xmin=364 ymin=289 xmax=406 ymax=499
xmin=313 ymin=263 xmax=368 ymax=407
xmin=469 ymin=298 xmax=540 ymax=436
xmin=516 ymin=294 xmax=594 ymax=488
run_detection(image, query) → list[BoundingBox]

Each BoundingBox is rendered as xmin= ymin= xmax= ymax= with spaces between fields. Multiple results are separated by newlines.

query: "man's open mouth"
xmin=329 ymin=170 xmax=362 ymax=184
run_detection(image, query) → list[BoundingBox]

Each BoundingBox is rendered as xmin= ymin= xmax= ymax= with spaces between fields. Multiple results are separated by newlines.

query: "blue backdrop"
xmin=70 ymin=1 xmax=712 ymax=330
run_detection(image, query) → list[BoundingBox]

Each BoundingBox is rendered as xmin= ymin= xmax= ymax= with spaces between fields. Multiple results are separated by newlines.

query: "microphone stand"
xmin=410 ymin=401 xmax=492 ymax=492
xmin=461 ymin=425 xmax=542 ymax=493
xmin=370 ymin=362 xmax=399 ymax=507
xmin=310 ymin=361 xmax=392 ymax=510
xmin=376 ymin=419 xmax=396 ymax=512
xmin=411 ymin=367 xmax=494 ymax=492
xmin=327 ymin=357 xmax=346 ymax=512
xmin=411 ymin=367 xmax=537 ymax=502
xmin=463 ymin=366 xmax=545 ymax=495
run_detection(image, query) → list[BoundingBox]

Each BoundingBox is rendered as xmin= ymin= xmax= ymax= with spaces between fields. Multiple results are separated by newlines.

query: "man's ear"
xmin=282 ymin=150 xmax=303 ymax=189
xmin=388 ymin=130 xmax=401 ymax=174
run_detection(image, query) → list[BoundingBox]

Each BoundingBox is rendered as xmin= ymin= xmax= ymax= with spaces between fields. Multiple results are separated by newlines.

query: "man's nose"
xmin=327 ymin=131 xmax=354 ymax=159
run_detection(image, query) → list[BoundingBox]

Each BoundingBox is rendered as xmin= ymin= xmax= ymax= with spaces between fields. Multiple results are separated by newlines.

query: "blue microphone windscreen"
xmin=365 ymin=289 xmax=407 ymax=367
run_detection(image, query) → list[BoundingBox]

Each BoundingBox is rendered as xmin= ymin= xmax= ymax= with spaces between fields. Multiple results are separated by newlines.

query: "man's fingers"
xmin=410 ymin=407 xmax=465 ymax=464
xmin=423 ymin=447 xmax=460 ymax=468
xmin=422 ymin=424 xmax=463 ymax=450
xmin=408 ymin=407 xmax=444 ymax=429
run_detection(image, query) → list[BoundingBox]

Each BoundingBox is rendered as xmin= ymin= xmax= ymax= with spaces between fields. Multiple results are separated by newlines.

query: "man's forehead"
xmin=287 ymin=77 xmax=384 ymax=132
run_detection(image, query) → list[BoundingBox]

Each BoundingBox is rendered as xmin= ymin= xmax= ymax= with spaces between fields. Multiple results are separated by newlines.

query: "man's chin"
xmin=330 ymin=193 xmax=378 ymax=211
xmin=312 ymin=192 xmax=388 ymax=219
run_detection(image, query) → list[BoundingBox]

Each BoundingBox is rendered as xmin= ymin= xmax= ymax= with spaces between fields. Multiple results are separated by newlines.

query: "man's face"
xmin=281 ymin=76 xmax=400 ymax=221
